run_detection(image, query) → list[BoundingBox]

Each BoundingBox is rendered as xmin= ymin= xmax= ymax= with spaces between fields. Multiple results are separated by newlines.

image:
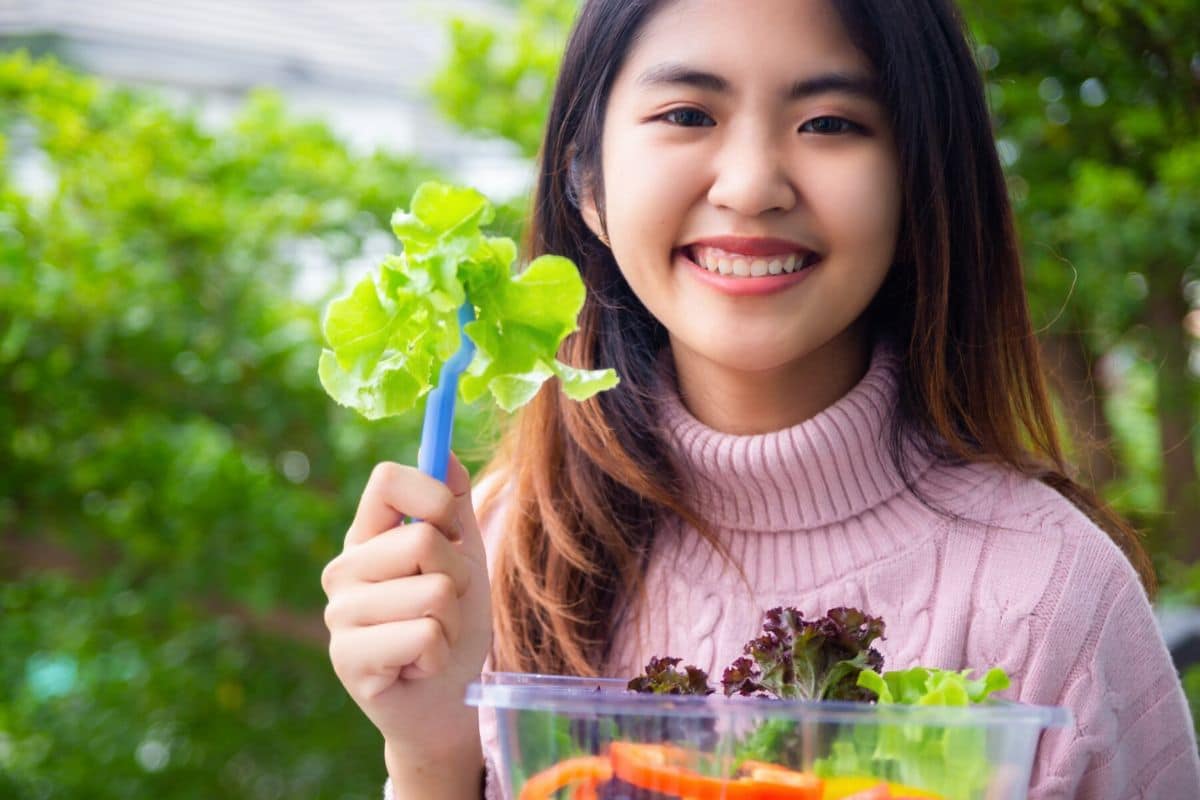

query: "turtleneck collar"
xmin=658 ymin=342 xmax=934 ymax=532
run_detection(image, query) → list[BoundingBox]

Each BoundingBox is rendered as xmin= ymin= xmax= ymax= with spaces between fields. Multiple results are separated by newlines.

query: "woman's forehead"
xmin=618 ymin=0 xmax=875 ymax=93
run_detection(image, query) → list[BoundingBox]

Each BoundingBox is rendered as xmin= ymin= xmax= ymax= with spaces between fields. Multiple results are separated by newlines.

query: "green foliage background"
xmin=2 ymin=0 xmax=1199 ymax=796
xmin=0 ymin=53 xmax=491 ymax=798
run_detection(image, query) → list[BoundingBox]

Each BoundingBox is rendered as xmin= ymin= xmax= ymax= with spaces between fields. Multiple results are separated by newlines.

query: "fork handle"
xmin=417 ymin=301 xmax=477 ymax=482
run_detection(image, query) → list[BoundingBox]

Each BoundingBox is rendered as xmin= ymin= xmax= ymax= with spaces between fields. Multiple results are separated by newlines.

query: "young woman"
xmin=319 ymin=1 xmax=1200 ymax=797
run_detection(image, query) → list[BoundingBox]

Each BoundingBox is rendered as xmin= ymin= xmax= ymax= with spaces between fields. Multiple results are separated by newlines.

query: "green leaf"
xmin=389 ymin=182 xmax=493 ymax=253
xmin=319 ymin=181 xmax=618 ymax=420
xmin=854 ymin=669 xmax=890 ymax=702
xmin=484 ymin=361 xmax=556 ymax=412
xmin=964 ymin=666 xmax=1011 ymax=702
xmin=321 ymin=274 xmax=395 ymax=373
xmin=318 ymin=349 xmax=424 ymax=421
xmin=553 ymin=361 xmax=622 ymax=402
xmin=855 ymin=666 xmax=1010 ymax=708
xmin=460 ymin=252 xmax=616 ymax=410
xmin=814 ymin=666 xmax=1012 ymax=800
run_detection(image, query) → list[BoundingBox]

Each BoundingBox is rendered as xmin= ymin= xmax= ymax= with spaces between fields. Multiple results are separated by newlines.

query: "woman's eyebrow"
xmin=635 ymin=62 xmax=880 ymax=101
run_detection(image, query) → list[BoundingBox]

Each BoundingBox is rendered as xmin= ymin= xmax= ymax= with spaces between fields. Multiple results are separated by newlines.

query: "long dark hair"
xmin=482 ymin=0 xmax=1156 ymax=677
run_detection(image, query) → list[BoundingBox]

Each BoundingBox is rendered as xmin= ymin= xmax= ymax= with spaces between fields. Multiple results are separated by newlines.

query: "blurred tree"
xmin=0 ymin=51 xmax=498 ymax=798
xmin=430 ymin=0 xmax=574 ymax=158
xmin=963 ymin=0 xmax=1200 ymax=565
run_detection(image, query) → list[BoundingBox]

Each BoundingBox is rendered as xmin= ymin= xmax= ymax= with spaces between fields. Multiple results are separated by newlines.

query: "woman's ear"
xmin=578 ymin=191 xmax=609 ymax=247
xmin=568 ymin=148 xmax=610 ymax=247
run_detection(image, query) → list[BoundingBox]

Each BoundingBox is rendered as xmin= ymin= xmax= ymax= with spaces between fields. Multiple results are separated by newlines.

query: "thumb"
xmin=445 ymin=452 xmax=481 ymax=544
xmin=446 ymin=451 xmax=472 ymax=500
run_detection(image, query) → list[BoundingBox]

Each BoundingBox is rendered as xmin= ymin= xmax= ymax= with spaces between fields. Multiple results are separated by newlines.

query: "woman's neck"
xmin=668 ymin=324 xmax=873 ymax=435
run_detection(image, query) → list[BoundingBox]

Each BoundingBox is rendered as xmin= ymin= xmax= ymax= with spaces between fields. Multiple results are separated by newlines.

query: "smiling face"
xmin=581 ymin=0 xmax=902 ymax=426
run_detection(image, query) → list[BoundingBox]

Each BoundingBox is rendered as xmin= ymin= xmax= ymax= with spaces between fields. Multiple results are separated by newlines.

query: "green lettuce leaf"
xmin=318 ymin=182 xmax=619 ymax=419
xmin=814 ymin=666 xmax=1011 ymax=800
xmin=856 ymin=666 xmax=1010 ymax=706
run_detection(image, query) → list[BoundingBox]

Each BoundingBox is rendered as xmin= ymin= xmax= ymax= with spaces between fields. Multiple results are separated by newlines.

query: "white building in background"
xmin=0 ymin=0 xmax=534 ymax=200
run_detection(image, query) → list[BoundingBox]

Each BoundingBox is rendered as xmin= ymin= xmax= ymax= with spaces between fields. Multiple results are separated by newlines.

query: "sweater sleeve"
xmin=1028 ymin=561 xmax=1200 ymax=798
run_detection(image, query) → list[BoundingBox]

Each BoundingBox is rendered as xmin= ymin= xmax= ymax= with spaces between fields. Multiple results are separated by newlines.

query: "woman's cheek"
xmin=817 ymin=154 xmax=902 ymax=262
xmin=607 ymin=149 xmax=696 ymax=249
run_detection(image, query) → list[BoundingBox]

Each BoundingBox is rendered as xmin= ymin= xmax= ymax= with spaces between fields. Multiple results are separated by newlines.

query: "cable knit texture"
xmin=386 ymin=344 xmax=1199 ymax=799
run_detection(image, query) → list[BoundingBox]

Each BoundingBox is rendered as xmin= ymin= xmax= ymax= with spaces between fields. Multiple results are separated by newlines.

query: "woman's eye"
xmin=800 ymin=116 xmax=863 ymax=135
xmin=660 ymin=107 xmax=715 ymax=127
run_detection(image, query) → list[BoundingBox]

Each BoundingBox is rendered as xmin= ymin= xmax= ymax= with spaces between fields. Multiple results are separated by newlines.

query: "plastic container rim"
xmin=466 ymin=672 xmax=1072 ymax=729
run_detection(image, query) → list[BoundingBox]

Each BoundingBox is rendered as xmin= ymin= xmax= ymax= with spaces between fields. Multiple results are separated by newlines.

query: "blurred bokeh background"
xmin=0 ymin=1 xmax=1197 ymax=797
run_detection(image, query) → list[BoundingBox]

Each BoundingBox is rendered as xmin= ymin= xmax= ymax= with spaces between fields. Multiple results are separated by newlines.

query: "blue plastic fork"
xmin=417 ymin=301 xmax=477 ymax=482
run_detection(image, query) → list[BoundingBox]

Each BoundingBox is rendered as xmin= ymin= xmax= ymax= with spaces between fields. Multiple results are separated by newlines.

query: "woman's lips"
xmin=676 ymin=247 xmax=819 ymax=297
xmin=685 ymin=235 xmax=812 ymax=257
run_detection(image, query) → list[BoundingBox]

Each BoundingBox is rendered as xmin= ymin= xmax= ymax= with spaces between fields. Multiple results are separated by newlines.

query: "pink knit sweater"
xmin=390 ymin=346 xmax=1200 ymax=799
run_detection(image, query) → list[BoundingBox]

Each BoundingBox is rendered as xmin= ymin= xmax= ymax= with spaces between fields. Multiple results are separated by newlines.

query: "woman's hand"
xmin=321 ymin=453 xmax=492 ymax=767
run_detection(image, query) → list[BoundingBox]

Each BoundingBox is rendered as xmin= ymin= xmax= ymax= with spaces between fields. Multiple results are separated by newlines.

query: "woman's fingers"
xmin=344 ymin=461 xmax=462 ymax=548
xmin=319 ymin=452 xmax=493 ymax=756
xmin=330 ymin=617 xmax=451 ymax=699
xmin=324 ymin=573 xmax=463 ymax=645
xmin=321 ymin=522 xmax=471 ymax=597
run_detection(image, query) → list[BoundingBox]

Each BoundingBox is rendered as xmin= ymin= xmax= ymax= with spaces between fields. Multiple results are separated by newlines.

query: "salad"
xmin=515 ymin=607 xmax=1012 ymax=800
xmin=318 ymin=181 xmax=618 ymax=419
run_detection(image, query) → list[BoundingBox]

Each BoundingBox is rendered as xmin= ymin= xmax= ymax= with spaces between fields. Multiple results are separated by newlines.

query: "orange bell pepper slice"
xmin=571 ymin=777 xmax=602 ymax=800
xmin=740 ymin=760 xmax=825 ymax=786
xmin=518 ymin=755 xmax=612 ymax=800
xmin=609 ymin=742 xmax=823 ymax=800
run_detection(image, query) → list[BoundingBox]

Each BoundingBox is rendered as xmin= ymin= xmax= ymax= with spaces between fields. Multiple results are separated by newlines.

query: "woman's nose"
xmin=706 ymin=130 xmax=797 ymax=217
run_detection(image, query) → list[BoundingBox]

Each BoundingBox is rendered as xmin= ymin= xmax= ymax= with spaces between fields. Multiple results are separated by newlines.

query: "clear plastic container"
xmin=467 ymin=672 xmax=1071 ymax=800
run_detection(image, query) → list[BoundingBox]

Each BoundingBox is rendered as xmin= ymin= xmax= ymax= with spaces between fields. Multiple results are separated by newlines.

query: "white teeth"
xmin=690 ymin=245 xmax=813 ymax=278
